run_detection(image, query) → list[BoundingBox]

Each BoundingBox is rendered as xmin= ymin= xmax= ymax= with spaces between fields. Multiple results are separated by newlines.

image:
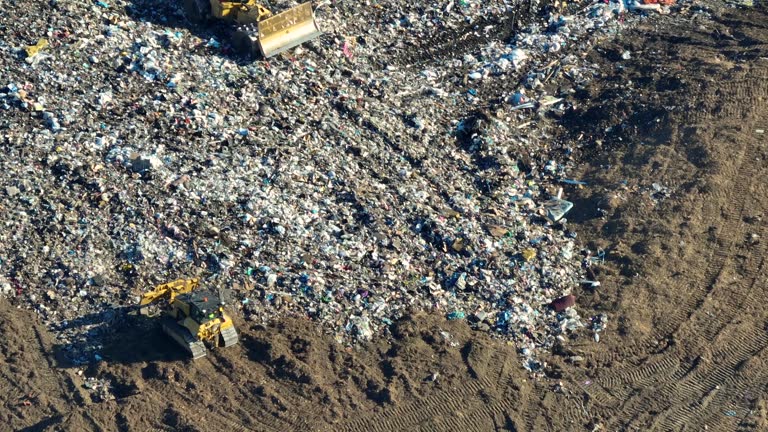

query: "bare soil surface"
xmin=3 ymin=3 xmax=768 ymax=432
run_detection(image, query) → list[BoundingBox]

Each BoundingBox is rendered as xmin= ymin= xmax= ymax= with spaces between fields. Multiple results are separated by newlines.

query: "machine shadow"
xmin=124 ymin=0 xmax=249 ymax=62
xmin=124 ymin=0 xmax=327 ymax=62
xmin=53 ymin=307 xmax=188 ymax=368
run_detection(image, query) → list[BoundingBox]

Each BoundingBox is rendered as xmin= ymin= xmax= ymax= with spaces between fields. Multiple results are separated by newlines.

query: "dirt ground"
xmin=2 ymin=3 xmax=768 ymax=432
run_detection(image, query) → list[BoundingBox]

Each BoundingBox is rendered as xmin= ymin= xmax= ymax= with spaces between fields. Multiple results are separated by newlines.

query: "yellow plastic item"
xmin=24 ymin=39 xmax=48 ymax=58
xmin=521 ymin=248 xmax=537 ymax=262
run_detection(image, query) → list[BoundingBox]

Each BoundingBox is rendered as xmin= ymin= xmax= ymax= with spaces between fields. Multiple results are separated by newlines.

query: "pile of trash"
xmin=0 ymin=0 xmax=663 ymax=369
xmin=82 ymin=376 xmax=115 ymax=403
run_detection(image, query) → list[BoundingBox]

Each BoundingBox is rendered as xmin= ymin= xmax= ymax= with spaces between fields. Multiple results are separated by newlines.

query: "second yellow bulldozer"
xmin=140 ymin=278 xmax=239 ymax=359
xmin=183 ymin=0 xmax=322 ymax=58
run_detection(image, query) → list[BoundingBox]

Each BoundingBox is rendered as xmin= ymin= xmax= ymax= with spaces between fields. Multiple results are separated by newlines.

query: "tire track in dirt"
xmin=426 ymin=390 xmax=528 ymax=432
xmin=583 ymin=70 xmax=768 ymax=365
xmin=695 ymin=344 xmax=768 ymax=431
xmin=0 ymin=301 xmax=77 ymax=429
xmin=335 ymin=343 xmax=528 ymax=432
xmin=595 ymin=68 xmax=768 ymax=430
xmin=419 ymin=17 xmax=768 ymax=431
xmin=203 ymin=352 xmax=317 ymax=431
xmin=129 ymin=351 xmax=313 ymax=432
xmin=572 ymin=21 xmax=768 ymax=354
xmin=80 ymin=411 xmax=107 ymax=431
xmin=484 ymin=344 xmax=514 ymax=391
xmin=634 ymin=238 xmax=768 ymax=430
xmin=427 ymin=349 xmax=532 ymax=432
xmin=160 ymin=377 xmax=288 ymax=432
xmin=475 ymin=346 xmax=571 ymax=431
xmin=521 ymin=391 xmax=545 ymax=431
xmin=325 ymin=13 xmax=768 ymax=432
xmin=575 ymin=131 xmax=752 ymax=417
xmin=413 ymin=397 xmax=513 ymax=432
xmin=568 ymin=355 xmax=683 ymax=415
xmin=624 ymin=317 xmax=768 ymax=431
xmin=567 ymin=34 xmax=768 ymax=400
xmin=336 ymin=376 xmax=490 ymax=432
xmin=37 ymin=9 xmax=765 ymax=432
xmin=654 ymin=325 xmax=768 ymax=431
xmin=32 ymin=326 xmax=84 ymax=409
xmin=520 ymin=386 xmax=592 ymax=431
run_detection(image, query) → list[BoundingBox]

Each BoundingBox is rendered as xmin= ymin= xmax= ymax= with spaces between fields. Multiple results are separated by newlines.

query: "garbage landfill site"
xmin=2 ymin=0 xmax=768 ymax=430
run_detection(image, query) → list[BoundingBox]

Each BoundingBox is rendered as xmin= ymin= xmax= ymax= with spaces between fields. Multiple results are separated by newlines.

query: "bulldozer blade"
xmin=257 ymin=2 xmax=322 ymax=58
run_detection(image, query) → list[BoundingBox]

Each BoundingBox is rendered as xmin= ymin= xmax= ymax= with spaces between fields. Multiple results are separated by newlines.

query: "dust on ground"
xmin=2 ymin=3 xmax=768 ymax=432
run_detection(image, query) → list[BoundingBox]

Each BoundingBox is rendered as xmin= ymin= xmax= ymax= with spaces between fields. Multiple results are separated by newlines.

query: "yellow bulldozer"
xmin=140 ymin=278 xmax=239 ymax=359
xmin=182 ymin=0 xmax=322 ymax=58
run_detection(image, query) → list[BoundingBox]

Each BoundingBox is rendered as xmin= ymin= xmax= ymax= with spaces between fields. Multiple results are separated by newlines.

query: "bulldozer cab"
xmin=180 ymin=290 xmax=224 ymax=323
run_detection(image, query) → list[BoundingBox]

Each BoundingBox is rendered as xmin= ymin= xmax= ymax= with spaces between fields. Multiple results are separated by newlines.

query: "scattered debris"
xmin=0 ymin=0 xmax=657 ymax=369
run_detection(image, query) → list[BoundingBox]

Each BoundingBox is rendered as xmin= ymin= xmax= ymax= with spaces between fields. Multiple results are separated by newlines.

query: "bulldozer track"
xmin=584 ymin=176 xmax=743 ymax=366
xmin=395 ymin=345 xmax=537 ymax=432
xmin=561 ymin=51 xmax=768 ymax=428
xmin=182 ymin=402 xmax=263 ymax=432
xmin=568 ymin=356 xmax=684 ymax=411
xmin=609 ymin=231 xmax=767 ymax=429
xmin=580 ymin=68 xmax=768 ymax=367
xmin=484 ymin=346 xmax=513 ymax=389
xmin=439 ymin=348 xmax=538 ymax=430
xmin=3 ymin=9 xmax=766 ymax=432
xmin=231 ymin=385 xmax=310 ymax=431
xmin=571 ymin=374 xmax=617 ymax=407
xmin=578 ymin=169 xmax=755 ymax=406
xmin=597 ymin=356 xmax=681 ymax=391
xmin=0 ymin=368 xmax=26 ymax=394
xmin=151 ymin=356 xmax=315 ymax=432
xmin=80 ymin=411 xmax=106 ymax=431
xmin=698 ymin=76 xmax=768 ymax=123
xmin=520 ymin=391 xmax=591 ymax=431
xmin=521 ymin=390 xmax=544 ymax=431
xmin=149 ymin=22 xmax=768 ymax=432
